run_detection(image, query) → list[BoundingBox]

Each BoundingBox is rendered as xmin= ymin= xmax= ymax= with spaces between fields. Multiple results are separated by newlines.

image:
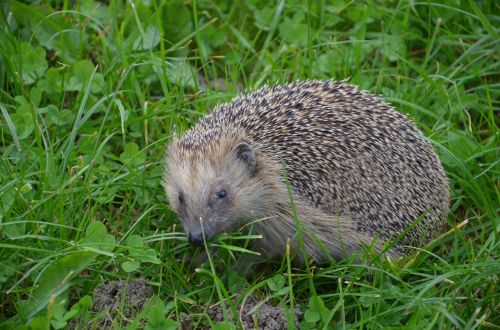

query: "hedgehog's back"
xmin=189 ymin=81 xmax=450 ymax=248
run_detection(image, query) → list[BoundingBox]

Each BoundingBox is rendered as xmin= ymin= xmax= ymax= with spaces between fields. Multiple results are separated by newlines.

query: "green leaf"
xmin=41 ymin=105 xmax=74 ymax=127
xmin=30 ymin=87 xmax=42 ymax=107
xmin=0 ymin=186 xmax=16 ymax=215
xmin=146 ymin=301 xmax=165 ymax=326
xmin=122 ymin=260 xmax=141 ymax=272
xmin=254 ymin=7 xmax=275 ymax=30
xmin=3 ymin=220 xmax=26 ymax=238
xmin=24 ymin=221 xmax=114 ymax=319
xmin=18 ymin=42 xmax=48 ymax=84
xmin=0 ymin=261 xmax=16 ymax=278
xmin=380 ymin=36 xmax=404 ymax=62
xmin=278 ymin=13 xmax=308 ymax=48
xmin=120 ymin=142 xmax=146 ymax=167
xmin=359 ymin=294 xmax=378 ymax=307
xmin=161 ymin=318 xmax=179 ymax=330
xmin=62 ymin=295 xmax=93 ymax=322
xmin=25 ymin=251 xmax=96 ymax=320
xmin=228 ymin=270 xmax=246 ymax=292
xmin=133 ymin=25 xmax=160 ymax=50
xmin=317 ymin=53 xmax=340 ymax=75
xmin=50 ymin=319 xmax=67 ymax=329
xmin=163 ymin=0 xmax=193 ymax=44
xmin=445 ymin=131 xmax=480 ymax=161
xmin=212 ymin=321 xmax=236 ymax=330
xmin=139 ymin=249 xmax=161 ymax=264
xmin=38 ymin=68 xmax=63 ymax=95
xmin=127 ymin=235 xmax=145 ymax=248
xmin=57 ymin=110 xmax=75 ymax=126
xmin=80 ymin=220 xmax=116 ymax=253
xmin=125 ymin=142 xmax=139 ymax=156
xmin=50 ymin=303 xmax=68 ymax=329
xmin=79 ymin=295 xmax=93 ymax=310
xmin=144 ymin=299 xmax=178 ymax=330
xmin=37 ymin=104 xmax=54 ymax=115
xmin=126 ymin=244 xmax=160 ymax=265
xmin=52 ymin=303 xmax=65 ymax=319
xmin=62 ymin=308 xmax=79 ymax=321
xmin=27 ymin=315 xmax=50 ymax=330
xmin=274 ymin=286 xmax=289 ymax=296
xmin=11 ymin=107 xmax=34 ymax=140
xmin=267 ymin=274 xmax=285 ymax=292
xmin=15 ymin=95 xmax=28 ymax=105
xmin=66 ymin=60 xmax=104 ymax=93
xmin=305 ymin=295 xmax=330 ymax=325
xmin=304 ymin=309 xmax=320 ymax=323
xmin=163 ymin=59 xmax=196 ymax=88
xmin=201 ymin=24 xmax=227 ymax=55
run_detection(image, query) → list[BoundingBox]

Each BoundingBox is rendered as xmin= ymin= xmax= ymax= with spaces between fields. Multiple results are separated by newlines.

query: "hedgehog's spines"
xmin=164 ymin=80 xmax=449 ymax=262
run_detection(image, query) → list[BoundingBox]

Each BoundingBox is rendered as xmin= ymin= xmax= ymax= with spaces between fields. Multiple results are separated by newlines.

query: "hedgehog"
xmin=162 ymin=80 xmax=449 ymax=264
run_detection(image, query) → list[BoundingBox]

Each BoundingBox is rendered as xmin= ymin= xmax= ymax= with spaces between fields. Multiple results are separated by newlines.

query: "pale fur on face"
xmin=163 ymin=134 xmax=278 ymax=240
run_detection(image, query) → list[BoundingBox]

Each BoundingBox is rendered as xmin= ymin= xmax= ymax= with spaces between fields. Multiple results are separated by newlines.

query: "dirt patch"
xmin=87 ymin=279 xmax=300 ymax=329
xmin=91 ymin=279 xmax=153 ymax=328
xmin=183 ymin=295 xmax=302 ymax=330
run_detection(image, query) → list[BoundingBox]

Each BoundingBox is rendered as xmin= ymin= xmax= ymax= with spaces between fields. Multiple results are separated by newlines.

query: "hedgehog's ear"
xmin=234 ymin=142 xmax=256 ymax=175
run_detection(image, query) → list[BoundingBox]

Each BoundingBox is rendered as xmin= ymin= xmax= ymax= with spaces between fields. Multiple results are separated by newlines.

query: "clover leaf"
xmin=66 ymin=60 xmax=104 ymax=93
xmin=18 ymin=42 xmax=48 ymax=84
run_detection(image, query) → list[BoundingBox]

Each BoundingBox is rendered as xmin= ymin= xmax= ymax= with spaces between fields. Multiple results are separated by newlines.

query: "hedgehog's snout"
xmin=188 ymin=231 xmax=204 ymax=247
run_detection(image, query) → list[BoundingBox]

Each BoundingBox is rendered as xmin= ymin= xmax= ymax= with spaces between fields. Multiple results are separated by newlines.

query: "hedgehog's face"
xmin=163 ymin=138 xmax=268 ymax=247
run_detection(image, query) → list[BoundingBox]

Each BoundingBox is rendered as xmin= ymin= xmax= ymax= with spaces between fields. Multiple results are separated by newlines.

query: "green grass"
xmin=0 ymin=0 xmax=498 ymax=328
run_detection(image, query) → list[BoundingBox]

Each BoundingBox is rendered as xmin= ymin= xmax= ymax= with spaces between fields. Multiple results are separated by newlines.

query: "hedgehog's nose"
xmin=188 ymin=231 xmax=204 ymax=247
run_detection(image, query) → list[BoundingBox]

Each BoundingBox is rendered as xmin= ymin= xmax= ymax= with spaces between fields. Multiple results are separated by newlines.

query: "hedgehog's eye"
xmin=178 ymin=192 xmax=185 ymax=204
xmin=216 ymin=189 xmax=228 ymax=199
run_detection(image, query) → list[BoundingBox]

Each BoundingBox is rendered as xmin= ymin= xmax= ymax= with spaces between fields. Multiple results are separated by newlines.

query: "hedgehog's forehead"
xmin=166 ymin=139 xmax=238 ymax=194
xmin=168 ymin=133 xmax=240 ymax=173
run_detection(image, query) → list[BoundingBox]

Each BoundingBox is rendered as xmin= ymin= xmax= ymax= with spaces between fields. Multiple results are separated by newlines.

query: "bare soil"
xmin=91 ymin=279 xmax=153 ymax=328
xmin=90 ymin=279 xmax=301 ymax=329
xmin=183 ymin=294 xmax=302 ymax=329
